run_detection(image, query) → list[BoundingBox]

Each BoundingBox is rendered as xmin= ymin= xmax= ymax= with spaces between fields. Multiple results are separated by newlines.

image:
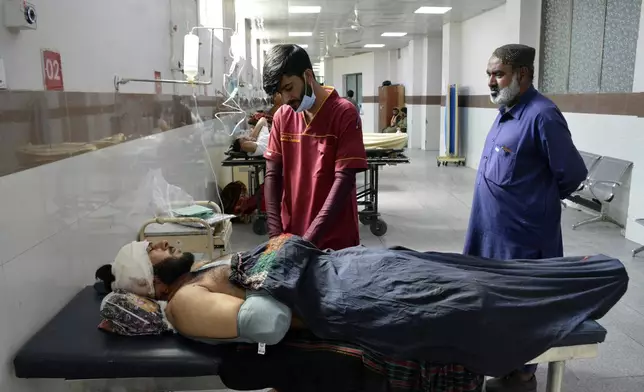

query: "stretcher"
xmin=14 ymin=285 xmax=608 ymax=392
xmin=363 ymin=132 xmax=408 ymax=150
xmin=221 ymin=148 xmax=410 ymax=237
xmin=357 ymin=148 xmax=409 ymax=236
xmin=139 ymin=201 xmax=233 ymax=260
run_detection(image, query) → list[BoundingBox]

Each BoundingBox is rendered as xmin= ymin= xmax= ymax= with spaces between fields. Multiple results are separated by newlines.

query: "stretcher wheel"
xmin=437 ymin=160 xmax=441 ymax=167
xmin=252 ymin=218 xmax=268 ymax=236
xmin=370 ymin=219 xmax=388 ymax=236
xmin=359 ymin=214 xmax=372 ymax=225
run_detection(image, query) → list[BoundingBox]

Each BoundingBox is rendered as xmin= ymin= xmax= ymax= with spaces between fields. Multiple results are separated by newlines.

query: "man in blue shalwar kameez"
xmin=464 ymin=44 xmax=587 ymax=392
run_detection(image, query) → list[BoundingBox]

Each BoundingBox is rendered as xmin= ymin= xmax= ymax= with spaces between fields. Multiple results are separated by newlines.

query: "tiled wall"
xmin=540 ymin=0 xmax=641 ymax=94
xmin=0 ymin=90 xmax=268 ymax=178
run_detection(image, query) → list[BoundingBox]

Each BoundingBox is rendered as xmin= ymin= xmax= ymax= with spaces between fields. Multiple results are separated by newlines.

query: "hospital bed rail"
xmin=139 ymin=201 xmax=231 ymax=261
xmin=13 ymin=285 xmax=609 ymax=392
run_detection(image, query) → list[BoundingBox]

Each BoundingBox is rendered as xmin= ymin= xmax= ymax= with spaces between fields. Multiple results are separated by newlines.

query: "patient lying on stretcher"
xmin=95 ymin=240 xmax=302 ymax=344
xmin=96 ymin=234 xmax=627 ymax=377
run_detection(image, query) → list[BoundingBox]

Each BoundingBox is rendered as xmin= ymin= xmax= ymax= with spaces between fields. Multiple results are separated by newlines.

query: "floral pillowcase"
xmin=98 ymin=290 xmax=174 ymax=336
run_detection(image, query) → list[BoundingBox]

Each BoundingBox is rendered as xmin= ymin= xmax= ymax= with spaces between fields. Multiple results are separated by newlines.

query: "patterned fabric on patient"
xmin=98 ymin=290 xmax=174 ymax=336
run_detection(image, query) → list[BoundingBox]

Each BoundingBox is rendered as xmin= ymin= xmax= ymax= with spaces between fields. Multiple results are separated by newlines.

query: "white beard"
xmin=490 ymin=74 xmax=521 ymax=106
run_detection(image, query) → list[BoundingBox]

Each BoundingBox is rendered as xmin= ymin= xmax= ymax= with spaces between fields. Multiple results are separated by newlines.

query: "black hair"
xmin=153 ymin=253 xmax=196 ymax=285
xmin=347 ymin=90 xmax=354 ymax=98
xmin=401 ymin=107 xmax=407 ymax=114
xmin=232 ymin=138 xmax=242 ymax=152
xmin=95 ymin=264 xmax=115 ymax=293
xmin=263 ymin=44 xmax=313 ymax=95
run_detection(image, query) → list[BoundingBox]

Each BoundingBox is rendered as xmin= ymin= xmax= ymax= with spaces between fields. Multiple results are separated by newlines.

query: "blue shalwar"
xmin=464 ymin=87 xmax=587 ymax=261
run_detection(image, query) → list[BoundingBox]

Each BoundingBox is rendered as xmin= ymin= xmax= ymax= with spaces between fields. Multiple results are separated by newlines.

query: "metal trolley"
xmin=220 ymin=149 xmax=410 ymax=238
xmin=358 ymin=149 xmax=410 ymax=236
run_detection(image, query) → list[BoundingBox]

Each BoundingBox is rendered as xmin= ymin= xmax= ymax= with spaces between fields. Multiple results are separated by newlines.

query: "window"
xmin=343 ymin=73 xmax=363 ymax=106
xmin=540 ymin=0 xmax=641 ymax=93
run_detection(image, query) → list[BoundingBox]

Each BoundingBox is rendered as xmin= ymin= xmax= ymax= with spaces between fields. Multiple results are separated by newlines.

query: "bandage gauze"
xmin=112 ymin=241 xmax=155 ymax=297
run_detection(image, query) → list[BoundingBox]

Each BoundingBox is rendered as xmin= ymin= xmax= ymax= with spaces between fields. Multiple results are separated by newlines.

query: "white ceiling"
xmin=237 ymin=0 xmax=506 ymax=59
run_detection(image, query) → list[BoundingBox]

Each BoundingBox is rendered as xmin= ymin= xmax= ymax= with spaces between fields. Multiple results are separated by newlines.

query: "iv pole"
xmin=114 ymin=26 xmax=233 ymax=92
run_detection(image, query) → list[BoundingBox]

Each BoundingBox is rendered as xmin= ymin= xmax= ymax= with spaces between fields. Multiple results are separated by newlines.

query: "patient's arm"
xmin=250 ymin=117 xmax=267 ymax=139
xmin=240 ymin=140 xmax=258 ymax=154
xmin=166 ymin=285 xmax=244 ymax=339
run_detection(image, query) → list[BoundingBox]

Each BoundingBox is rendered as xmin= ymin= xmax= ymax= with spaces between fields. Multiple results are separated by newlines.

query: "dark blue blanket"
xmin=230 ymin=235 xmax=628 ymax=376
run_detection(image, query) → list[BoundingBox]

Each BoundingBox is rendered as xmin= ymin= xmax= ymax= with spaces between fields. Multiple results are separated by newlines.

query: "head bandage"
xmin=112 ymin=241 xmax=155 ymax=297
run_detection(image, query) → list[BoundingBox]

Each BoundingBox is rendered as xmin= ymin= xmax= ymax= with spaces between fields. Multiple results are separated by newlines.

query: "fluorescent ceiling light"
xmin=414 ymin=6 xmax=452 ymax=14
xmin=289 ymin=31 xmax=313 ymax=37
xmin=298 ymin=44 xmax=309 ymax=48
xmin=364 ymin=44 xmax=385 ymax=48
xmin=289 ymin=6 xmax=321 ymax=13
xmin=381 ymin=32 xmax=407 ymax=37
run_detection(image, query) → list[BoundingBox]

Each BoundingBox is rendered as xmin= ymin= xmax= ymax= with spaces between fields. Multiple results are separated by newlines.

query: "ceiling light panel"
xmin=414 ymin=6 xmax=452 ymax=14
xmin=289 ymin=31 xmax=313 ymax=37
xmin=381 ymin=32 xmax=407 ymax=37
xmin=364 ymin=44 xmax=385 ymax=48
xmin=288 ymin=6 xmax=321 ymax=14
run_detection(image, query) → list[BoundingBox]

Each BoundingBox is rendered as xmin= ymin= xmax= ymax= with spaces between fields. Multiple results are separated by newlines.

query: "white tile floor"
xmin=216 ymin=149 xmax=644 ymax=392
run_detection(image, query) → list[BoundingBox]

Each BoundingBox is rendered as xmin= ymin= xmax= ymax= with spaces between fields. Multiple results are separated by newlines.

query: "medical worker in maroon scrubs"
xmin=261 ymin=44 xmax=368 ymax=250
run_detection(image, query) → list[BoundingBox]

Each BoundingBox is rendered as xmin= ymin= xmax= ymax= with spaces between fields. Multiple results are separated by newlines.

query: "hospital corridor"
xmin=2 ymin=0 xmax=644 ymax=391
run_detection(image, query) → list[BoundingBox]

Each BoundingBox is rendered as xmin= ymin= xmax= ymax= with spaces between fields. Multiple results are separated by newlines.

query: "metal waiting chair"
xmin=562 ymin=151 xmax=602 ymax=210
xmin=571 ymin=156 xmax=633 ymax=230
xmin=633 ymin=219 xmax=644 ymax=256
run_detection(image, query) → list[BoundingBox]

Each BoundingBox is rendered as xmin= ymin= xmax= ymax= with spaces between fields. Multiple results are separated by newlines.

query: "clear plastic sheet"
xmin=131 ymin=169 xmax=235 ymax=228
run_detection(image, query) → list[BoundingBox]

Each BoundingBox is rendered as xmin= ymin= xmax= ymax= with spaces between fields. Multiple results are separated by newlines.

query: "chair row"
xmin=567 ymin=152 xmax=633 ymax=230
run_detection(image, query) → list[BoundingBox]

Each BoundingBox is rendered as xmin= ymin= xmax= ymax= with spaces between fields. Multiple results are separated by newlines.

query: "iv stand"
xmin=114 ymin=26 xmax=233 ymax=92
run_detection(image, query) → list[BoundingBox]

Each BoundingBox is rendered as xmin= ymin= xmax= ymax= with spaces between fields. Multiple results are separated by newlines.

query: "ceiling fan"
xmin=333 ymin=31 xmax=360 ymax=48
xmin=323 ymin=33 xmax=364 ymax=59
xmin=334 ymin=3 xmax=386 ymax=32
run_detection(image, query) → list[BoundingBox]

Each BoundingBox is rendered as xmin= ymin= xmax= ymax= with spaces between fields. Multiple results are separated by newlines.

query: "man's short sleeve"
xmin=264 ymin=110 xmax=283 ymax=163
xmin=335 ymin=107 xmax=368 ymax=172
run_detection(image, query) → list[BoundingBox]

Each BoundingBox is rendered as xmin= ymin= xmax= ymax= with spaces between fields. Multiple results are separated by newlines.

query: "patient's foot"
xmin=484 ymin=371 xmax=537 ymax=392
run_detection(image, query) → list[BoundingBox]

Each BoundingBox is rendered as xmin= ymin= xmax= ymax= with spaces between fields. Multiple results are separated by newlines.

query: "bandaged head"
xmin=111 ymin=241 xmax=155 ymax=297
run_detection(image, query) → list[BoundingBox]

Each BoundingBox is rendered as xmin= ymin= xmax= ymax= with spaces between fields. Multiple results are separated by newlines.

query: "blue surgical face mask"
xmin=295 ymin=73 xmax=316 ymax=113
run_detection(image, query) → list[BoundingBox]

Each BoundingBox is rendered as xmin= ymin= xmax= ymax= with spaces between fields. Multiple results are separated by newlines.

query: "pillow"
xmin=98 ymin=290 xmax=174 ymax=336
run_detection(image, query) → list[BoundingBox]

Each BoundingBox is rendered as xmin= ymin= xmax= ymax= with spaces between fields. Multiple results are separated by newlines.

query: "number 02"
xmin=45 ymin=58 xmax=61 ymax=81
